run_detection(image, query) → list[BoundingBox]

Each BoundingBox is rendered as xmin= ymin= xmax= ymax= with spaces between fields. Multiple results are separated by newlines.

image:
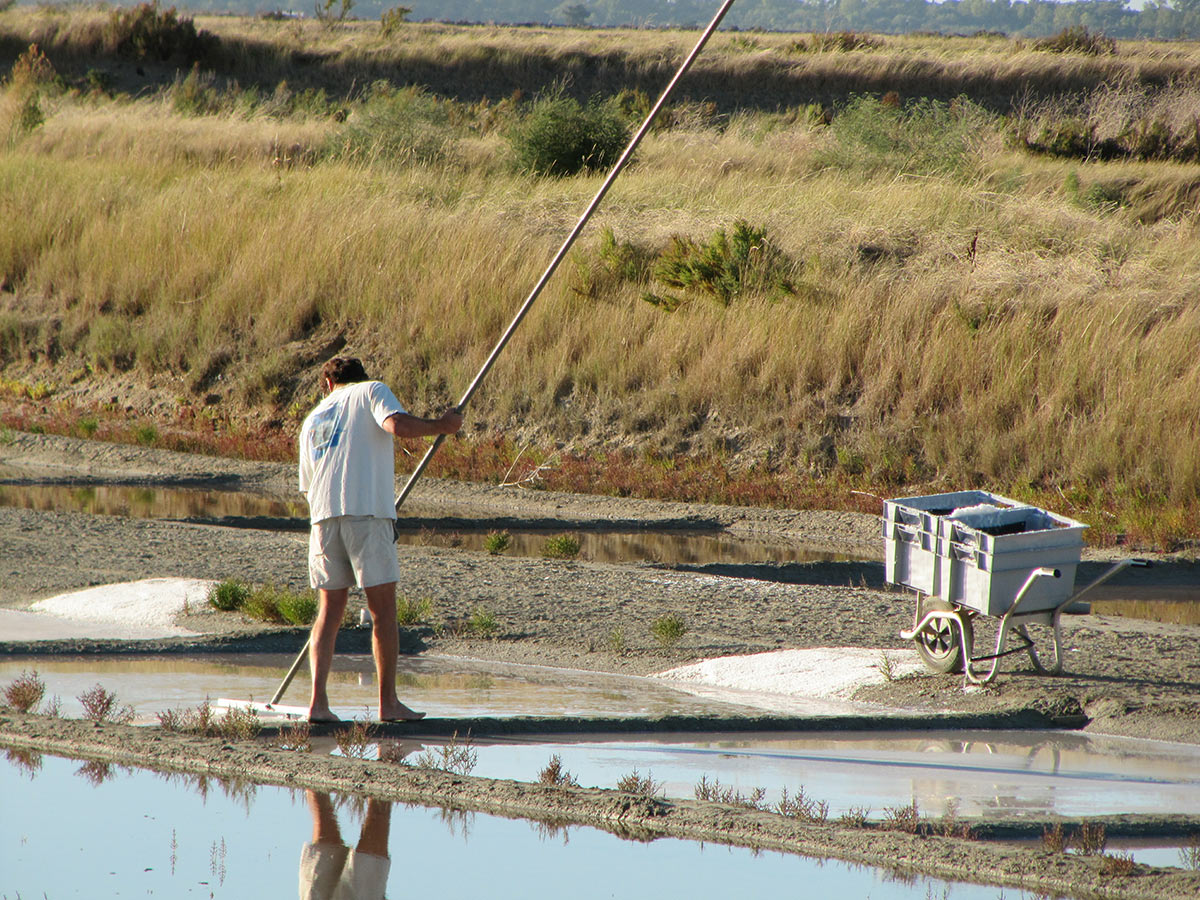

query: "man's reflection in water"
xmin=299 ymin=790 xmax=391 ymax=900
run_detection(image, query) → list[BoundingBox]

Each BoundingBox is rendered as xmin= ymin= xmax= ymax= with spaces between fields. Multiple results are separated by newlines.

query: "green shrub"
xmin=508 ymin=93 xmax=629 ymax=177
xmin=467 ymin=605 xmax=500 ymax=638
xmin=241 ymin=584 xmax=316 ymax=625
xmin=104 ymin=2 xmax=213 ymax=64
xmin=650 ymin=613 xmax=686 ymax=648
xmin=542 ymin=534 xmax=581 ymax=559
xmin=207 ymin=580 xmax=250 ymax=612
xmin=335 ymin=84 xmax=458 ymax=167
xmin=133 ymin=424 xmax=158 ymax=446
xmin=85 ymin=317 xmax=136 ymax=372
xmin=790 ymin=32 xmax=884 ymax=53
xmin=819 ymin=95 xmax=991 ymax=177
xmin=1033 ymin=26 xmax=1116 ymax=56
xmin=396 ymin=594 xmax=433 ymax=625
xmin=483 ymin=530 xmax=511 ymax=555
xmin=276 ymin=589 xmax=318 ymax=625
xmin=172 ymin=65 xmax=223 ymax=117
xmin=645 ymin=220 xmax=795 ymax=309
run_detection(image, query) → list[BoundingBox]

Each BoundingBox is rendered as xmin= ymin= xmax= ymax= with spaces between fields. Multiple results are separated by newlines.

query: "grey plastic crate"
xmin=883 ymin=491 xmax=1028 ymax=595
xmin=937 ymin=505 xmax=1087 ymax=616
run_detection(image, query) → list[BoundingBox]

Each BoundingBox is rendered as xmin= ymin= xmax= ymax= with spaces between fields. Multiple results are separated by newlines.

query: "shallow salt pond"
xmin=0 ymin=752 xmax=1050 ymax=900
xmin=4 ymin=655 xmax=1199 ymax=823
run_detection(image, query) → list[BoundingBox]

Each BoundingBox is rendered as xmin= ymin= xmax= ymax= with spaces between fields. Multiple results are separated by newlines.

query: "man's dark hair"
xmin=322 ymin=357 xmax=369 ymax=385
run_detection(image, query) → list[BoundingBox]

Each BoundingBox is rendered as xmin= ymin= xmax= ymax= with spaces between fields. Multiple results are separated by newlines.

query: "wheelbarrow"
xmin=899 ymin=558 xmax=1147 ymax=684
xmin=884 ymin=491 xmax=1146 ymax=684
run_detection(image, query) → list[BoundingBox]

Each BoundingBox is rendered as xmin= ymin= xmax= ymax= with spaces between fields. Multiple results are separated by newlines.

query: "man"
xmin=299 ymin=356 xmax=463 ymax=723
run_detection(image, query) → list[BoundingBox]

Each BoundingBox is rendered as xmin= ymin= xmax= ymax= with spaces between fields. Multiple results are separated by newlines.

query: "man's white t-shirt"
xmin=298 ymin=381 xmax=406 ymax=524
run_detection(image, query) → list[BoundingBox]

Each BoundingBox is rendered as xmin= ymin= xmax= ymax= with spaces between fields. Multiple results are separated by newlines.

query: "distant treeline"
xmin=173 ymin=0 xmax=1200 ymax=41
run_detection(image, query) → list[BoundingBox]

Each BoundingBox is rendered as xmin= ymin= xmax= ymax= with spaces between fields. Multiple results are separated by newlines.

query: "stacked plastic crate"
xmin=884 ymin=490 xmax=1088 ymax=616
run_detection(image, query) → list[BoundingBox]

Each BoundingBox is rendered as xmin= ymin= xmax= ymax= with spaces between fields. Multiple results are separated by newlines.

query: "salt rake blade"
xmin=214 ymin=698 xmax=308 ymax=720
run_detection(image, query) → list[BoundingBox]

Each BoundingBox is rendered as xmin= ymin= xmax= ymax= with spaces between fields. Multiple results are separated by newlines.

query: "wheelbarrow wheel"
xmin=914 ymin=597 xmax=973 ymax=674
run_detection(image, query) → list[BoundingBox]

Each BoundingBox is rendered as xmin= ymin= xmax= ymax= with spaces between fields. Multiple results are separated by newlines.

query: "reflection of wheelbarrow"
xmin=884 ymin=491 xmax=1147 ymax=684
xmin=900 ymin=559 xmax=1146 ymax=684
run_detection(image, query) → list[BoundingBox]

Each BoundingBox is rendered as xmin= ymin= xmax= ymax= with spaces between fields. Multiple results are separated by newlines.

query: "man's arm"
xmin=382 ymin=409 xmax=464 ymax=439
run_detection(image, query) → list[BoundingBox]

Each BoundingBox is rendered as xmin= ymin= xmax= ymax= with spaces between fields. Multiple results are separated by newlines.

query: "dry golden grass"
xmin=2 ymin=11 xmax=1198 ymax=547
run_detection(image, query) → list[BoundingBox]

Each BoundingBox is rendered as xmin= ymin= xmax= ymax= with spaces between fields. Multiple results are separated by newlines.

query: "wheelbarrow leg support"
xmin=964 ymin=567 xmax=1059 ymax=684
xmin=965 ymin=559 xmax=1144 ymax=684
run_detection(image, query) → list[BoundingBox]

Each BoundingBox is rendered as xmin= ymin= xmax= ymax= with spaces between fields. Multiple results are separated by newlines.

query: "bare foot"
xmin=380 ymin=702 xmax=425 ymax=722
xmin=307 ymin=706 xmax=343 ymax=724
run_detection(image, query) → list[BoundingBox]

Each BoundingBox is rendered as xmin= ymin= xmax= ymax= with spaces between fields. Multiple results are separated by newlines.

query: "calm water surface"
xmin=0 ymin=752 xmax=1042 ymax=900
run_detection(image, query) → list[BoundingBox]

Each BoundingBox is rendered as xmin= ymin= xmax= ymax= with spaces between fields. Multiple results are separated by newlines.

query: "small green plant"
xmin=876 ymin=650 xmax=898 ymax=682
xmin=413 ymin=730 xmax=477 ymax=775
xmin=77 ymin=684 xmax=135 ymax=724
xmin=777 ymin=785 xmax=830 ymax=824
xmin=3 ymin=669 xmax=45 ymax=713
xmin=239 ymin=584 xmax=317 ymax=625
xmin=650 ymin=613 xmax=686 ymax=648
xmin=76 ymin=417 xmax=99 ymax=438
xmin=275 ymin=589 xmax=318 ymax=626
xmin=133 ymin=424 xmax=159 ymax=446
xmin=467 ymin=605 xmax=500 ymax=638
xmin=159 ymin=700 xmax=254 ymax=736
xmin=334 ymin=720 xmax=374 ymax=758
xmin=935 ymin=800 xmax=973 ymax=840
xmin=694 ymin=775 xmax=766 ymax=809
xmin=605 ymin=627 xmax=626 ymax=654
xmin=508 ymin=92 xmax=629 ymax=177
xmin=542 ymin=534 xmax=580 ymax=559
xmin=616 ymin=769 xmax=663 ymax=796
xmin=217 ymin=705 xmax=262 ymax=741
xmin=396 ymin=594 xmax=433 ymax=625
xmin=645 ymin=220 xmax=795 ymax=310
xmin=207 ymin=580 xmax=250 ymax=612
xmin=483 ymin=530 xmax=511 ymax=555
xmin=539 ymin=754 xmax=579 ymax=787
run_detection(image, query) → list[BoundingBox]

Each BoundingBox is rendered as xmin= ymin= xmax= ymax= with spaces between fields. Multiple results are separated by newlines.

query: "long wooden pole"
xmin=269 ymin=0 xmax=740 ymax=710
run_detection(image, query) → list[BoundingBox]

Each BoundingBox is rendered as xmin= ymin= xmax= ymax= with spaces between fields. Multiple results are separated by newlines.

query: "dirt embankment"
xmin=2 ymin=432 xmax=1200 ymax=898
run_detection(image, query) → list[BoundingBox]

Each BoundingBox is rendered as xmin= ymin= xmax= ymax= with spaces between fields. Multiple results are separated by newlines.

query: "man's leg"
xmin=363 ymin=581 xmax=424 ymax=721
xmin=308 ymin=587 xmax=349 ymax=723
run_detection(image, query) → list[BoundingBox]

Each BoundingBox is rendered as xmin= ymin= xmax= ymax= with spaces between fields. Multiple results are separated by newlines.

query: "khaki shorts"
xmin=308 ymin=516 xmax=400 ymax=590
